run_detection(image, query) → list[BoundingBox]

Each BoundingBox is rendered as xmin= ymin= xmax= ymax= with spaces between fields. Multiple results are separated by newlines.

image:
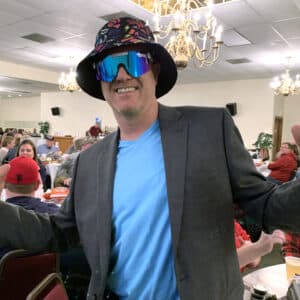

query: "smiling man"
xmin=1 ymin=17 xmax=300 ymax=300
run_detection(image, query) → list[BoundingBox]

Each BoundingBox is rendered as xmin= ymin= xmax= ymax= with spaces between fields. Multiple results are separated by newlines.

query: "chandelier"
xmin=151 ymin=0 xmax=223 ymax=69
xmin=270 ymin=70 xmax=300 ymax=96
xmin=58 ymin=67 xmax=80 ymax=92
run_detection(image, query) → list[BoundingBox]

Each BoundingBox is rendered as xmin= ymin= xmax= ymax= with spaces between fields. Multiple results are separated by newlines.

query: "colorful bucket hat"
xmin=76 ymin=17 xmax=177 ymax=100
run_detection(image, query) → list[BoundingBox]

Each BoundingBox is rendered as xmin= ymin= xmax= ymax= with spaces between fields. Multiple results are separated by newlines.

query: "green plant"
xmin=253 ymin=132 xmax=273 ymax=149
xmin=38 ymin=121 xmax=50 ymax=135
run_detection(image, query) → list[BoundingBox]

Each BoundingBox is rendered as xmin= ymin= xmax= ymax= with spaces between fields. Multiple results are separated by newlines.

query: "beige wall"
xmin=0 ymin=96 xmax=41 ymax=129
xmin=1 ymin=77 xmax=276 ymax=147
xmin=40 ymin=91 xmax=117 ymax=137
xmin=160 ymin=78 xmax=274 ymax=148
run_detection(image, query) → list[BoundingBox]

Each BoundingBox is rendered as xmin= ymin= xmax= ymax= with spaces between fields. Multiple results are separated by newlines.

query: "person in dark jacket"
xmin=4 ymin=156 xmax=59 ymax=214
xmin=0 ymin=156 xmax=59 ymax=258
xmin=1 ymin=156 xmax=90 ymax=296
xmin=2 ymin=134 xmax=22 ymax=163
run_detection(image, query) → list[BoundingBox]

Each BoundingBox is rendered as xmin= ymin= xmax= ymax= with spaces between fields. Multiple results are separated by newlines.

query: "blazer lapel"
xmin=159 ymin=104 xmax=188 ymax=258
xmin=96 ymin=131 xmax=119 ymax=285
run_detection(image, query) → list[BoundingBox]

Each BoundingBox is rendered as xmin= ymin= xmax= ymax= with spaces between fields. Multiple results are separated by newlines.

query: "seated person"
xmin=267 ymin=142 xmax=298 ymax=184
xmin=30 ymin=128 xmax=41 ymax=137
xmin=88 ymin=121 xmax=102 ymax=138
xmin=2 ymin=134 xmax=22 ymax=163
xmin=54 ymin=137 xmax=97 ymax=187
xmin=37 ymin=135 xmax=60 ymax=156
xmin=4 ymin=156 xmax=59 ymax=214
xmin=234 ymin=220 xmax=285 ymax=271
xmin=0 ymin=135 xmax=14 ymax=165
xmin=16 ymin=139 xmax=47 ymax=190
xmin=64 ymin=137 xmax=85 ymax=155
xmin=0 ymin=156 xmax=60 ymax=258
xmin=0 ymin=156 xmax=90 ymax=295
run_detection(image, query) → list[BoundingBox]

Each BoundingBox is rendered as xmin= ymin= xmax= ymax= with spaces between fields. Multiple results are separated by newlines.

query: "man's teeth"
xmin=116 ymin=87 xmax=136 ymax=93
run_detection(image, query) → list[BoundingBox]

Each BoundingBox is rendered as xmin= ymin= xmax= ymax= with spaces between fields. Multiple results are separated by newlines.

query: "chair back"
xmin=26 ymin=273 xmax=68 ymax=300
xmin=0 ymin=249 xmax=59 ymax=300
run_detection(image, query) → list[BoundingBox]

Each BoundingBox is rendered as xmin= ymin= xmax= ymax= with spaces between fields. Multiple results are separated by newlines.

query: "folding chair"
xmin=0 ymin=249 xmax=59 ymax=300
xmin=26 ymin=273 xmax=68 ymax=300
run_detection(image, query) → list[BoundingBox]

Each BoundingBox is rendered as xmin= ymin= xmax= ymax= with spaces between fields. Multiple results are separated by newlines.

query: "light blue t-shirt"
xmin=107 ymin=120 xmax=180 ymax=300
xmin=37 ymin=144 xmax=59 ymax=155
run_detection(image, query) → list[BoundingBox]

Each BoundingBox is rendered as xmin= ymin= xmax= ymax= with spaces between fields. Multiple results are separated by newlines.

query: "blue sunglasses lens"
xmin=96 ymin=51 xmax=151 ymax=82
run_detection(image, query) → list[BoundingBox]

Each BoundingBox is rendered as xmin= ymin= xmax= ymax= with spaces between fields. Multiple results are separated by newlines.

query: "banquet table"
xmin=254 ymin=159 xmax=271 ymax=177
xmin=45 ymin=162 xmax=61 ymax=188
xmin=243 ymin=264 xmax=289 ymax=299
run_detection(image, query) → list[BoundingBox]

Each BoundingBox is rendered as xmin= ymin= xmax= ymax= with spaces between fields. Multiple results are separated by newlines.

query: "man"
xmin=1 ymin=17 xmax=300 ymax=300
xmin=3 ymin=156 xmax=59 ymax=214
xmin=88 ymin=120 xmax=103 ymax=137
xmin=54 ymin=137 xmax=97 ymax=187
xmin=0 ymin=156 xmax=90 ymax=296
xmin=37 ymin=134 xmax=60 ymax=155
xmin=0 ymin=156 xmax=59 ymax=257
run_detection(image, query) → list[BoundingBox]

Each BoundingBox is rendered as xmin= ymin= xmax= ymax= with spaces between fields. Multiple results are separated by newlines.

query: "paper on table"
xmin=243 ymin=264 xmax=289 ymax=299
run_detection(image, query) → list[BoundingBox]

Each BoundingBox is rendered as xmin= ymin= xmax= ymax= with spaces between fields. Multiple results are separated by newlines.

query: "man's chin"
xmin=119 ymin=107 xmax=140 ymax=118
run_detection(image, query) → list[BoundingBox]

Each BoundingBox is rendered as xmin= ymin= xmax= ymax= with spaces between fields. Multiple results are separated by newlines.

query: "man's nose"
xmin=115 ymin=65 xmax=132 ymax=81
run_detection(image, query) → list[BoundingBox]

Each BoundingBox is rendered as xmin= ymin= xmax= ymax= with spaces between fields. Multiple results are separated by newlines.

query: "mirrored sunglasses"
xmin=95 ymin=51 xmax=153 ymax=82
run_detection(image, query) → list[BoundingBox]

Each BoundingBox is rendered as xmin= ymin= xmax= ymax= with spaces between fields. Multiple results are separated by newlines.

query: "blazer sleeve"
xmin=0 ymin=159 xmax=80 ymax=253
xmin=222 ymin=110 xmax=300 ymax=233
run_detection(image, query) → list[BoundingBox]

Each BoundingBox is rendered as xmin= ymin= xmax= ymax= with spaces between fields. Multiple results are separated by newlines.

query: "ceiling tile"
xmin=246 ymin=0 xmax=300 ymax=22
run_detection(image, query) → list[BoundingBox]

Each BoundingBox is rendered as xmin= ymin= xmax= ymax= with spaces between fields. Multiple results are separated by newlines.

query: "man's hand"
xmin=0 ymin=164 xmax=10 ymax=196
xmin=255 ymin=230 xmax=286 ymax=257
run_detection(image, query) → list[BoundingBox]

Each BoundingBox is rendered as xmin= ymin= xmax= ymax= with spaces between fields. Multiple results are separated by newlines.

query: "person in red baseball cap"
xmin=4 ymin=156 xmax=59 ymax=214
xmin=0 ymin=156 xmax=59 ymax=258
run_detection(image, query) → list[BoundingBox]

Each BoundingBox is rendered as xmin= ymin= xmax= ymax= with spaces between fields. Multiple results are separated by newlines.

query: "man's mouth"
xmin=115 ymin=86 xmax=138 ymax=94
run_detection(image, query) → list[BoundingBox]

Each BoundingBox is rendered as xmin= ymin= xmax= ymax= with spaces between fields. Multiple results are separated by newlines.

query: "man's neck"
xmin=6 ymin=190 xmax=36 ymax=199
xmin=117 ymin=101 xmax=159 ymax=141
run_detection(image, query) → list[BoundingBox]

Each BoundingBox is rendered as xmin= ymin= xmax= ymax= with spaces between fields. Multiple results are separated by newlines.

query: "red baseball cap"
xmin=6 ymin=156 xmax=40 ymax=185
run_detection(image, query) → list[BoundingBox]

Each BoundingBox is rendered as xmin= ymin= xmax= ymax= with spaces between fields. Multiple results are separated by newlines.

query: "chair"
xmin=0 ymin=249 xmax=59 ymax=300
xmin=26 ymin=273 xmax=69 ymax=300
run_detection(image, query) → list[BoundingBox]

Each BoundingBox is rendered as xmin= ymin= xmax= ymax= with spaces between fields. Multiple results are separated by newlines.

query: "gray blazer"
xmin=1 ymin=104 xmax=300 ymax=300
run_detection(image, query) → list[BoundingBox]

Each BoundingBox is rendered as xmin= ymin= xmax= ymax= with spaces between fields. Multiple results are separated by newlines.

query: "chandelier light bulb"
xmin=153 ymin=0 xmax=223 ymax=69
xmin=270 ymin=69 xmax=300 ymax=96
xmin=58 ymin=66 xmax=80 ymax=93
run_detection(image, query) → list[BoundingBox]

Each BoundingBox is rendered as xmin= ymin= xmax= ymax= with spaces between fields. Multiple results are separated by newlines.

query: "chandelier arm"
xmin=270 ymin=68 xmax=300 ymax=96
xmin=58 ymin=67 xmax=80 ymax=92
xmin=152 ymin=0 xmax=223 ymax=69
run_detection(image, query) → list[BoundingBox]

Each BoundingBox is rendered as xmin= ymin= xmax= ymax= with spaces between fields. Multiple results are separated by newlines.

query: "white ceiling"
xmin=1 ymin=0 xmax=300 ymax=98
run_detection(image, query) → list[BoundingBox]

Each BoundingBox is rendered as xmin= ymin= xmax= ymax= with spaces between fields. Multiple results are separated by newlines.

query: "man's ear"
xmin=152 ymin=63 xmax=160 ymax=82
xmin=34 ymin=181 xmax=40 ymax=191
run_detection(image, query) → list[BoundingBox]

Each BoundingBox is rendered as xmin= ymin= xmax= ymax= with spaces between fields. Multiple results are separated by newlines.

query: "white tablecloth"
xmin=45 ymin=163 xmax=61 ymax=188
xmin=254 ymin=159 xmax=271 ymax=177
xmin=243 ymin=264 xmax=289 ymax=299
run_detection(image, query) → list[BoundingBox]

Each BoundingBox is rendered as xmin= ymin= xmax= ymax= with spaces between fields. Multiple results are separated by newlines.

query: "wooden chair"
xmin=26 ymin=273 xmax=69 ymax=300
xmin=0 ymin=249 xmax=59 ymax=300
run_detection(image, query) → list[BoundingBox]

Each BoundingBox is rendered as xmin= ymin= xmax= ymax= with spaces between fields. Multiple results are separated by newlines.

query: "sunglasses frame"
xmin=95 ymin=51 xmax=153 ymax=82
